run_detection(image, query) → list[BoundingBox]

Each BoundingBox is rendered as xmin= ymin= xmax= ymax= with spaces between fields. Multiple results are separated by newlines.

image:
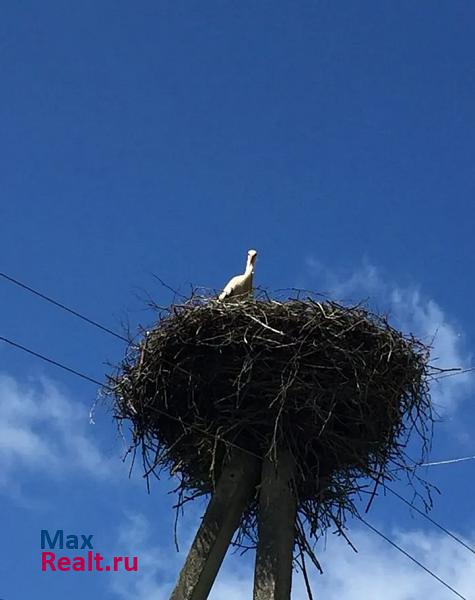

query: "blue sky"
xmin=1 ymin=2 xmax=475 ymax=598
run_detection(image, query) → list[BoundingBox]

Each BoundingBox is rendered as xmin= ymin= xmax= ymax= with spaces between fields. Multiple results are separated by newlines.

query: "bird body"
xmin=218 ymin=249 xmax=257 ymax=301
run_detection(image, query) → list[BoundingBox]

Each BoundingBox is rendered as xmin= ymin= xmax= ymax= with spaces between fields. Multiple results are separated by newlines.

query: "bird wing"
xmin=218 ymin=274 xmax=246 ymax=301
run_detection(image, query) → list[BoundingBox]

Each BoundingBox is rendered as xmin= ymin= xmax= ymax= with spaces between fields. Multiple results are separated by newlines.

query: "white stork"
xmin=218 ymin=249 xmax=257 ymax=301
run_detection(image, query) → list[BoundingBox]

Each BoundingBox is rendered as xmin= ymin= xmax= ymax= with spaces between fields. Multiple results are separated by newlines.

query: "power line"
xmin=0 ymin=335 xmax=105 ymax=387
xmin=383 ymin=485 xmax=475 ymax=556
xmin=422 ymin=455 xmax=475 ymax=467
xmin=359 ymin=516 xmax=468 ymax=600
xmin=0 ymin=271 xmax=129 ymax=343
xmin=1 ymin=332 xmax=472 ymax=599
xmin=432 ymin=367 xmax=475 ymax=380
xmin=0 ymin=269 xmax=192 ymax=376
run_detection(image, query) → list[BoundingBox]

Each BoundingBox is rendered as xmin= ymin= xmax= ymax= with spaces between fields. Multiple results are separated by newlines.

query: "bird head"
xmin=247 ymin=249 xmax=257 ymax=268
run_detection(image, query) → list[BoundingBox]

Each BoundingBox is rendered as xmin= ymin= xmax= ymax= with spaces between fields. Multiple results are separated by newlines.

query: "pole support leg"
xmin=170 ymin=449 xmax=261 ymax=600
xmin=253 ymin=449 xmax=297 ymax=600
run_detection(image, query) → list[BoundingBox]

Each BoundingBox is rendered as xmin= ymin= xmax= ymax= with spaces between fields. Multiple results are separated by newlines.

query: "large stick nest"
xmin=109 ymin=295 xmax=432 ymax=566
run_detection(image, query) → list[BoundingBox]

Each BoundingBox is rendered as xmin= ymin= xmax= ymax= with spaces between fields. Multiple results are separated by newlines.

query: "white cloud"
xmin=110 ymin=512 xmax=177 ymax=600
xmin=290 ymin=526 xmax=475 ymax=600
xmin=304 ymin=259 xmax=473 ymax=413
xmin=0 ymin=373 xmax=115 ymax=493
xmin=109 ymin=511 xmax=475 ymax=600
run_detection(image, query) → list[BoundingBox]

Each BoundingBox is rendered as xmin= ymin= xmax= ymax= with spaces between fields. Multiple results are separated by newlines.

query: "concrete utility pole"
xmin=253 ymin=450 xmax=296 ymax=600
xmin=170 ymin=449 xmax=261 ymax=600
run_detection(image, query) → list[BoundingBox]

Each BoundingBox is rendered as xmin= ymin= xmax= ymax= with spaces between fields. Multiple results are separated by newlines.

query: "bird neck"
xmin=245 ymin=258 xmax=255 ymax=275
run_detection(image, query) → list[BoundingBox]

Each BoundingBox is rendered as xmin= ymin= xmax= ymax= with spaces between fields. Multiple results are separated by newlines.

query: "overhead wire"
xmin=359 ymin=517 xmax=468 ymax=600
xmin=432 ymin=366 xmax=475 ymax=380
xmin=382 ymin=485 xmax=475 ymax=556
xmin=0 ymin=335 xmax=105 ymax=387
xmin=0 ymin=271 xmax=129 ymax=343
xmin=422 ymin=455 xmax=475 ymax=467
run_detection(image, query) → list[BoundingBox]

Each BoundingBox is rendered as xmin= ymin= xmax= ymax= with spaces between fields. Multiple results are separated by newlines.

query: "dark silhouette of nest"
xmin=109 ymin=295 xmax=432 ymax=568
